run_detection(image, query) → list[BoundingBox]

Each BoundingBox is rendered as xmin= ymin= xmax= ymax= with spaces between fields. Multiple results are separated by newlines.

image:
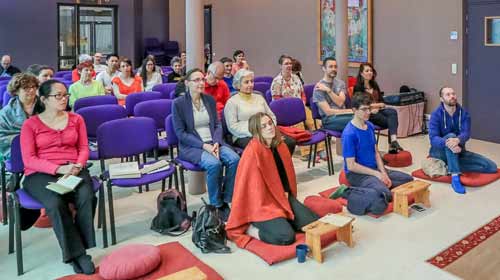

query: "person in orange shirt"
xmin=71 ymin=54 xmax=96 ymax=82
xmin=111 ymin=58 xmax=143 ymax=106
xmin=230 ymin=50 xmax=250 ymax=76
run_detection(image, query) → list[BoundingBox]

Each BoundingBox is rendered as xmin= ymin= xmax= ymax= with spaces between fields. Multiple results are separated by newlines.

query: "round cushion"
xmin=339 ymin=170 xmax=351 ymax=186
xmin=383 ymin=151 xmax=413 ymax=167
xmin=304 ymin=195 xmax=343 ymax=217
xmin=99 ymin=244 xmax=161 ymax=280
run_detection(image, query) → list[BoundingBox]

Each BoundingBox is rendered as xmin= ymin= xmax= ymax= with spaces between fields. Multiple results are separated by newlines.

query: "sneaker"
xmin=451 ymin=175 xmax=466 ymax=194
xmin=70 ymin=261 xmax=82 ymax=274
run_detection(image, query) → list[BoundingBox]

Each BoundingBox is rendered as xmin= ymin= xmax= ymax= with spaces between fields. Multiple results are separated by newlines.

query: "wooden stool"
xmin=301 ymin=214 xmax=354 ymax=263
xmin=393 ymin=180 xmax=431 ymax=217
xmin=158 ymin=266 xmax=207 ymax=280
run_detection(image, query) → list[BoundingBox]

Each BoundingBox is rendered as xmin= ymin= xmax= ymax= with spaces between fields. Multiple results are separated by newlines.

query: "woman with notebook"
xmin=20 ymin=80 xmax=96 ymax=275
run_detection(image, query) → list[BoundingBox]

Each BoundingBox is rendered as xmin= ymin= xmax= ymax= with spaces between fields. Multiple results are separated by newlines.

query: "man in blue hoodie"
xmin=429 ymin=87 xmax=497 ymax=194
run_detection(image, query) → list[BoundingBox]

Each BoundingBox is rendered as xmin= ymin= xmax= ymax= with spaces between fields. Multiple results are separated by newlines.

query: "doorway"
xmin=464 ymin=0 xmax=500 ymax=143
xmin=204 ymin=5 xmax=213 ymax=69
xmin=57 ymin=4 xmax=117 ymax=70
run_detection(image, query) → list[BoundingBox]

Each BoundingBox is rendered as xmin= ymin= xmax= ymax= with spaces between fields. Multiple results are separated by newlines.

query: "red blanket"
xmin=226 ymin=139 xmax=298 ymax=248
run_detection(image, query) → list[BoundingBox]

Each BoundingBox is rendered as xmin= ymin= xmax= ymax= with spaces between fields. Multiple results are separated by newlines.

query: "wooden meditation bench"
xmin=392 ymin=180 xmax=431 ymax=217
xmin=301 ymin=213 xmax=355 ymax=263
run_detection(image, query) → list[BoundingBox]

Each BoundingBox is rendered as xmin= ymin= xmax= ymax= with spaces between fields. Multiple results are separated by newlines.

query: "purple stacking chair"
xmin=76 ymin=104 xmax=128 ymax=160
xmin=7 ymin=136 xmax=107 ymax=275
xmin=97 ymin=117 xmax=176 ymax=245
xmin=62 ymin=73 xmax=72 ymax=81
xmin=169 ymin=89 xmax=177 ymax=99
xmin=152 ymin=83 xmax=177 ymax=99
xmin=0 ymin=84 xmax=6 ymax=107
xmin=165 ymin=115 xmax=203 ymax=202
xmin=0 ymin=79 xmax=10 ymax=86
xmin=54 ymin=70 xmax=72 ymax=78
xmin=124 ymin=91 xmax=162 ymax=116
xmin=0 ymin=76 xmax=11 ymax=81
xmin=2 ymin=90 xmax=11 ymax=107
xmin=264 ymin=89 xmax=272 ymax=105
xmin=270 ymin=98 xmax=333 ymax=175
xmin=161 ymin=66 xmax=173 ymax=73
xmin=253 ymin=82 xmax=271 ymax=96
xmin=220 ymin=111 xmax=243 ymax=155
xmin=73 ymin=95 xmax=118 ymax=112
xmin=303 ymin=84 xmax=315 ymax=107
xmin=254 ymin=76 xmax=273 ymax=84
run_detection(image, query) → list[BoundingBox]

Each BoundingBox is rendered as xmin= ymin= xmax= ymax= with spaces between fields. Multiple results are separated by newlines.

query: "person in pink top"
xmin=20 ymin=80 xmax=96 ymax=275
xmin=231 ymin=50 xmax=250 ymax=76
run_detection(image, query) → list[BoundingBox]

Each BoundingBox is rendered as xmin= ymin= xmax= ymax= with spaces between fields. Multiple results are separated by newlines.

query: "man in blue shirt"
xmin=332 ymin=93 xmax=413 ymax=215
xmin=220 ymin=57 xmax=236 ymax=94
xmin=428 ymin=87 xmax=497 ymax=194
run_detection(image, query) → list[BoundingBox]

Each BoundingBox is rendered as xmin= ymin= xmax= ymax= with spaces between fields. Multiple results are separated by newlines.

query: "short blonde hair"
xmin=232 ymin=69 xmax=254 ymax=90
xmin=7 ymin=73 xmax=39 ymax=96
xmin=248 ymin=112 xmax=282 ymax=148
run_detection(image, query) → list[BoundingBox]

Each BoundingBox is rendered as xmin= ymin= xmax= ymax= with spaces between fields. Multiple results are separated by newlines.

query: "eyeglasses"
xmin=188 ymin=78 xmax=205 ymax=83
xmin=358 ymin=106 xmax=372 ymax=112
xmin=47 ymin=93 xmax=69 ymax=100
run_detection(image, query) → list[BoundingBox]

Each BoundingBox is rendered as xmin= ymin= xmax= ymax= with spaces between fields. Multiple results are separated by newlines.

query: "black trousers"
xmin=23 ymin=169 xmax=97 ymax=262
xmin=252 ymin=195 xmax=319 ymax=245
xmin=369 ymin=108 xmax=398 ymax=142
xmin=234 ymin=136 xmax=296 ymax=155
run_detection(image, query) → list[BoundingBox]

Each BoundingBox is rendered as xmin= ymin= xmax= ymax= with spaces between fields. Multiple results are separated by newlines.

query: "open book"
xmin=318 ymin=213 xmax=354 ymax=227
xmin=140 ymin=160 xmax=170 ymax=175
xmin=109 ymin=162 xmax=141 ymax=179
xmin=46 ymin=175 xmax=83 ymax=195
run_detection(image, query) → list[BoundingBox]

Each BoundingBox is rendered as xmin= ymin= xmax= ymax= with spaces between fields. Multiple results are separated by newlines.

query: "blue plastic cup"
xmin=296 ymin=244 xmax=309 ymax=263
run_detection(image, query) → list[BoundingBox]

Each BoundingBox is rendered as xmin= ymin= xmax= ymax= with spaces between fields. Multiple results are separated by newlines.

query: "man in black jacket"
xmin=0 ymin=55 xmax=21 ymax=77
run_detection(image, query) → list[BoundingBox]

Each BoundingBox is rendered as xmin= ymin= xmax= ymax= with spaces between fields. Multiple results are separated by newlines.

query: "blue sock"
xmin=451 ymin=175 xmax=466 ymax=194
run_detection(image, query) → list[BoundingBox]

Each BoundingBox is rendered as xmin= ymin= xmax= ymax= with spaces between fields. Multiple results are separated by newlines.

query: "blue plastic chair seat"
xmin=175 ymin=158 xmax=204 ymax=172
xmin=110 ymin=163 xmax=176 ymax=187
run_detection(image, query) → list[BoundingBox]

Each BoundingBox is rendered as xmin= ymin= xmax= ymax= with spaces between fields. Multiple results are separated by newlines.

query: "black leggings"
xmin=369 ymin=108 xmax=398 ymax=142
xmin=234 ymin=136 xmax=296 ymax=155
xmin=23 ymin=169 xmax=97 ymax=262
xmin=252 ymin=195 xmax=319 ymax=245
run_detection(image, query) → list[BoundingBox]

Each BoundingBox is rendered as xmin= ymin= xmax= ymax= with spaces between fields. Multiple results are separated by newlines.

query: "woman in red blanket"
xmin=226 ymin=112 xmax=319 ymax=247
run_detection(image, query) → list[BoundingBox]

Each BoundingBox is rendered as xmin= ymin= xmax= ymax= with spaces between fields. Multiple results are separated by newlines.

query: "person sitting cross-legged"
xmin=428 ymin=87 xmax=497 ymax=194
xmin=226 ymin=112 xmax=319 ymax=247
xmin=332 ymin=93 xmax=413 ymax=216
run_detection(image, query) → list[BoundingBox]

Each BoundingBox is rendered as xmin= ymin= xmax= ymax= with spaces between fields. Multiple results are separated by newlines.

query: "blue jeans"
xmin=429 ymin=133 xmax=497 ymax=174
xmin=322 ymin=114 xmax=353 ymax=131
xmin=199 ymin=146 xmax=240 ymax=207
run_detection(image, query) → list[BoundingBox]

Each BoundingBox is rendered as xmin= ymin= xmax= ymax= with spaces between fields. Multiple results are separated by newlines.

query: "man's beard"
xmin=445 ymin=99 xmax=457 ymax=106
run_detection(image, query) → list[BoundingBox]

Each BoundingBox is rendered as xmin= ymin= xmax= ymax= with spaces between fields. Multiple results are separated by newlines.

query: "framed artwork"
xmin=485 ymin=16 xmax=500 ymax=46
xmin=318 ymin=0 xmax=372 ymax=67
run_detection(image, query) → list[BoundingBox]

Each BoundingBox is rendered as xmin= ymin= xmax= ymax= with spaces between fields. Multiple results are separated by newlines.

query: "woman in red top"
xmin=111 ymin=57 xmax=143 ymax=105
xmin=20 ymin=80 xmax=96 ymax=275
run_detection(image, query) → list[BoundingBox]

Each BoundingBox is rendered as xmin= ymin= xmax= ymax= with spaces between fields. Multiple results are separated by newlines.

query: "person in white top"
xmin=96 ymin=54 xmax=119 ymax=94
xmin=138 ymin=57 xmax=162 ymax=91
xmin=93 ymin=52 xmax=107 ymax=73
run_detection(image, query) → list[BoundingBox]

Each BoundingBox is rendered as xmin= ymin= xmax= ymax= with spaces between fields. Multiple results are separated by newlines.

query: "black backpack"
xmin=151 ymin=188 xmax=192 ymax=236
xmin=192 ymin=198 xmax=231 ymax=254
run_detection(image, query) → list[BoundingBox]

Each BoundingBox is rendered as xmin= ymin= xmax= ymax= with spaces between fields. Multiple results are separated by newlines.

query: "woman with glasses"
xmin=172 ymin=68 xmax=240 ymax=221
xmin=20 ymin=80 xmax=96 ymax=274
xmin=224 ymin=69 xmax=296 ymax=154
xmin=112 ymin=57 xmax=143 ymax=106
xmin=0 ymin=73 xmax=39 ymax=161
xmin=353 ymin=63 xmax=403 ymax=153
xmin=139 ymin=56 xmax=162 ymax=91
xmin=226 ymin=112 xmax=319 ymax=247
xmin=68 ymin=61 xmax=105 ymax=108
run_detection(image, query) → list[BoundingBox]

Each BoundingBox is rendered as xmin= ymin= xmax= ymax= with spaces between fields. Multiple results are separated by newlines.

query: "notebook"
xmin=109 ymin=162 xmax=141 ymax=179
xmin=46 ymin=175 xmax=83 ymax=195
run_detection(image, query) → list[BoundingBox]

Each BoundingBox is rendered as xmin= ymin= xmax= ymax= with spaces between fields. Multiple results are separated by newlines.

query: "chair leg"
xmin=307 ymin=146 xmax=313 ymax=169
xmin=179 ymin=168 xmax=187 ymax=212
xmin=327 ymin=136 xmax=335 ymax=175
xmin=173 ymin=166 xmax=179 ymax=191
xmin=324 ymin=139 xmax=332 ymax=176
xmin=1 ymin=164 xmax=7 ymax=225
xmin=14 ymin=197 xmax=23 ymax=275
xmin=167 ymin=176 xmax=172 ymax=190
xmin=99 ymin=185 xmax=108 ymax=248
xmin=106 ymin=182 xmax=117 ymax=245
xmin=8 ymin=195 xmax=14 ymax=254
xmin=312 ymin=144 xmax=318 ymax=167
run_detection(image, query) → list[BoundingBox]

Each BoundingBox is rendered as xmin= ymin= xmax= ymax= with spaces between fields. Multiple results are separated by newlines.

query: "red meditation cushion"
xmin=412 ymin=168 xmax=500 ymax=187
xmin=339 ymin=170 xmax=351 ymax=186
xmin=244 ymin=231 xmax=337 ymax=265
xmin=33 ymin=209 xmax=52 ymax=228
xmin=99 ymin=244 xmax=161 ymax=280
xmin=303 ymin=195 xmax=343 ymax=217
xmin=383 ymin=151 xmax=413 ymax=167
